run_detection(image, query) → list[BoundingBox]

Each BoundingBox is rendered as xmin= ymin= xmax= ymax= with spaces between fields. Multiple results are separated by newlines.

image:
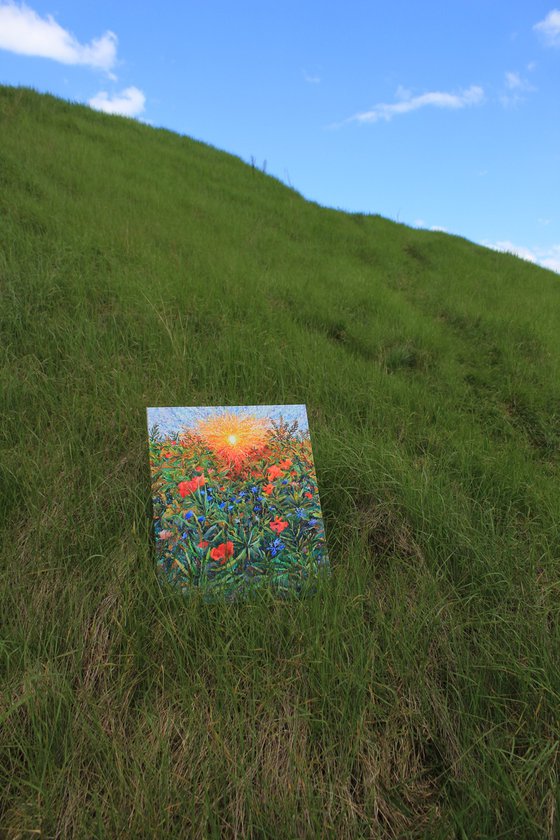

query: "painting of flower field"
xmin=146 ymin=405 xmax=330 ymax=603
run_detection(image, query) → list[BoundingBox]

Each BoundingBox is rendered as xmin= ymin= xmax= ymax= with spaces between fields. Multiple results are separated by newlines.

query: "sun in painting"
xmin=193 ymin=411 xmax=270 ymax=472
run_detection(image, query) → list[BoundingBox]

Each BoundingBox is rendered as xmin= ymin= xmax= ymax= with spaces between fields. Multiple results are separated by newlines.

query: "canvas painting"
xmin=146 ymin=405 xmax=330 ymax=603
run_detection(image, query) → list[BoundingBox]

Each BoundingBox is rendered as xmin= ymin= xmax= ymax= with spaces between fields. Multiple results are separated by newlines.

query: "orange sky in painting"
xmin=194 ymin=411 xmax=271 ymax=470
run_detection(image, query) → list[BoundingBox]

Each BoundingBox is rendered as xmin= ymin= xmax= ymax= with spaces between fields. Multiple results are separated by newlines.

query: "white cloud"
xmin=505 ymin=71 xmax=522 ymax=89
xmin=500 ymin=70 xmax=536 ymax=107
xmin=395 ymin=85 xmax=412 ymax=101
xmin=340 ymin=84 xmax=484 ymax=126
xmin=483 ymin=239 xmax=560 ymax=274
xmin=539 ymin=245 xmax=560 ymax=272
xmin=303 ymin=71 xmax=320 ymax=84
xmin=508 ymin=71 xmax=536 ymax=92
xmin=534 ymin=9 xmax=560 ymax=47
xmin=88 ymin=86 xmax=145 ymax=117
xmin=0 ymin=2 xmax=117 ymax=72
xmin=485 ymin=240 xmax=538 ymax=263
xmin=413 ymin=220 xmax=448 ymax=232
xmin=541 ymin=257 xmax=560 ymax=272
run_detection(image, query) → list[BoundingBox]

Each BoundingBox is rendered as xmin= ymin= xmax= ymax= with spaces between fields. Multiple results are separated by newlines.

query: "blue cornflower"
xmin=268 ymin=537 xmax=285 ymax=557
xmin=295 ymin=507 xmax=306 ymax=519
xmin=181 ymin=531 xmax=188 ymax=539
xmin=218 ymin=502 xmax=226 ymax=509
xmin=228 ymin=504 xmax=234 ymax=511
xmin=238 ymin=491 xmax=247 ymax=498
xmin=185 ymin=511 xmax=194 ymax=519
xmin=308 ymin=518 xmax=318 ymax=526
xmin=282 ymin=480 xmax=288 ymax=485
xmin=251 ymin=486 xmax=259 ymax=493
xmin=198 ymin=515 xmax=205 ymax=522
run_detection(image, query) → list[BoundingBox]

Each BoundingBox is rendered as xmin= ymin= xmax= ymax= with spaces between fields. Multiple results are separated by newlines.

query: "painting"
xmin=146 ymin=405 xmax=330 ymax=603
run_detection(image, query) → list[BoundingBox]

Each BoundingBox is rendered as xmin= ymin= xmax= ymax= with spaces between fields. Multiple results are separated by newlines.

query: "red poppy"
xmin=304 ymin=491 xmax=313 ymax=499
xmin=195 ymin=465 xmax=204 ymax=472
xmin=279 ymin=458 xmax=292 ymax=469
xmin=198 ymin=540 xmax=209 ymax=548
xmin=162 ymin=451 xmax=173 ymax=459
xmin=210 ymin=541 xmax=235 ymax=564
xmin=269 ymin=517 xmax=288 ymax=534
xmin=263 ymin=483 xmax=274 ymax=495
xmin=267 ymin=465 xmax=284 ymax=480
xmin=178 ymin=475 xmax=206 ymax=497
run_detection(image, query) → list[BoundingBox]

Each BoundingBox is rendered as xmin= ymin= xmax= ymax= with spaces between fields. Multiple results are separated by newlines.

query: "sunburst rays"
xmin=193 ymin=411 xmax=271 ymax=470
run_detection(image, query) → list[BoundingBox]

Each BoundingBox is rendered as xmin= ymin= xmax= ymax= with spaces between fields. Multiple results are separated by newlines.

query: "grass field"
xmin=1 ymin=84 xmax=559 ymax=838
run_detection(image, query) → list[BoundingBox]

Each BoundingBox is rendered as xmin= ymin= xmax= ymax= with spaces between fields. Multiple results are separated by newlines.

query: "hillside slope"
xmin=1 ymin=85 xmax=559 ymax=839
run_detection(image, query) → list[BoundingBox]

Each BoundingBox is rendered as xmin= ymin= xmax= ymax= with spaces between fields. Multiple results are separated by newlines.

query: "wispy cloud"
xmin=303 ymin=71 xmax=320 ymax=84
xmin=505 ymin=72 xmax=526 ymax=90
xmin=483 ymin=239 xmax=560 ymax=274
xmin=335 ymin=84 xmax=484 ymax=127
xmin=413 ymin=220 xmax=448 ymax=232
xmin=500 ymin=70 xmax=537 ymax=107
xmin=88 ymin=86 xmax=145 ymax=117
xmin=0 ymin=2 xmax=117 ymax=74
xmin=540 ymin=248 xmax=560 ymax=273
xmin=485 ymin=240 xmax=538 ymax=264
xmin=534 ymin=9 xmax=560 ymax=47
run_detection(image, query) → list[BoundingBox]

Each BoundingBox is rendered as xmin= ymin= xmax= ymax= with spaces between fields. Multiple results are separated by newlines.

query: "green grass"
xmin=1 ymin=84 xmax=559 ymax=838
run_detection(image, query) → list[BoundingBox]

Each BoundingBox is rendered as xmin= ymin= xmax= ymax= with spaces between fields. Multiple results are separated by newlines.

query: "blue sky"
xmin=147 ymin=405 xmax=309 ymax=439
xmin=1 ymin=1 xmax=559 ymax=272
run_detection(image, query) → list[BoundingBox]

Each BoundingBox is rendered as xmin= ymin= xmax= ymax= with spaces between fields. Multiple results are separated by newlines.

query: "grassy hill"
xmin=1 ymin=85 xmax=559 ymax=838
